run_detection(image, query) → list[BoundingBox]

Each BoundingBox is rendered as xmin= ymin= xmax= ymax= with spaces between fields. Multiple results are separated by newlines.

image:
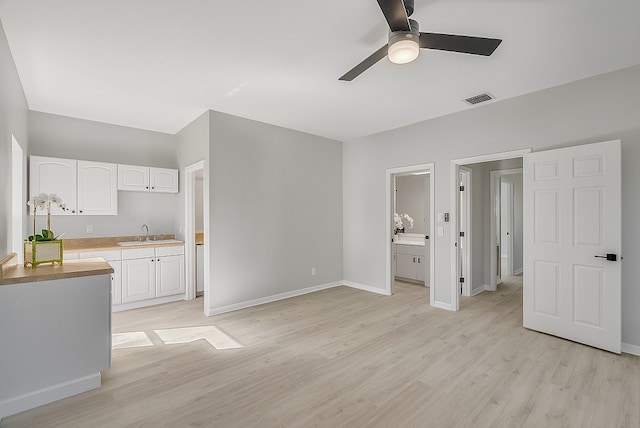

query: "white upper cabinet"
xmin=118 ymin=164 xmax=178 ymax=193
xmin=30 ymin=156 xmax=118 ymax=216
xmin=30 ymin=156 xmax=78 ymax=215
xmin=118 ymin=164 xmax=150 ymax=191
xmin=77 ymin=161 xmax=118 ymax=215
xmin=150 ymin=167 xmax=178 ymax=193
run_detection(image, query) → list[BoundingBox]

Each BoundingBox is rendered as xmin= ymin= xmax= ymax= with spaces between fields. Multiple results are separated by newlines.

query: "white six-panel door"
xmin=523 ymin=140 xmax=621 ymax=353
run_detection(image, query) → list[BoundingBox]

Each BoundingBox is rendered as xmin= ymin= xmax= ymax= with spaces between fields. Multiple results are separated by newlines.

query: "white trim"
xmin=431 ymin=300 xmax=455 ymax=311
xmin=205 ymin=282 xmax=343 ymax=316
xmin=112 ymin=294 xmax=185 ymax=313
xmin=386 ymin=163 xmax=435 ymax=307
xmin=0 ymin=373 xmax=101 ymax=419
xmin=450 ymin=149 xmax=530 ymax=312
xmin=622 ymin=343 xmax=640 ymax=356
xmin=458 ymin=166 xmax=472 ymax=296
xmin=470 ymin=286 xmax=487 ymax=296
xmin=343 ymin=281 xmax=391 ymax=296
xmin=451 ymin=149 xmax=531 ymax=166
xmin=490 ymin=168 xmax=522 ymax=291
xmin=514 ymin=267 xmax=523 ymax=276
xmin=184 ymin=160 xmax=205 ymax=303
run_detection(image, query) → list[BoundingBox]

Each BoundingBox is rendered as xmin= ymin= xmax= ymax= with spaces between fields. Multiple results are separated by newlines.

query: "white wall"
xmin=27 ymin=111 xmax=178 ymax=238
xmin=0 ymin=20 xmax=28 ymax=259
xmin=208 ymin=111 xmax=343 ymax=311
xmin=343 ymin=64 xmax=640 ymax=348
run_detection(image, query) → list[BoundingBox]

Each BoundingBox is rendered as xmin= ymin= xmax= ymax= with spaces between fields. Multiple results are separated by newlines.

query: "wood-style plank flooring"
xmin=3 ymin=277 xmax=639 ymax=427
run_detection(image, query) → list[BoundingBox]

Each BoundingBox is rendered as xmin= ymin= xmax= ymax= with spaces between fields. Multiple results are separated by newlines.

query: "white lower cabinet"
xmin=122 ymin=256 xmax=156 ymax=303
xmin=395 ymin=244 xmax=427 ymax=283
xmin=78 ymin=250 xmax=123 ymax=305
xmin=122 ymin=245 xmax=185 ymax=304
xmin=156 ymin=255 xmax=185 ymax=297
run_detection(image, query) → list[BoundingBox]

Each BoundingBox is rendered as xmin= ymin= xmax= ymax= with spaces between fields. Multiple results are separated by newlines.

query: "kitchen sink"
xmin=117 ymin=239 xmax=182 ymax=246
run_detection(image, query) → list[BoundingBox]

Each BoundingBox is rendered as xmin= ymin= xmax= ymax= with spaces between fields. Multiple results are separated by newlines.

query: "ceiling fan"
xmin=339 ymin=0 xmax=502 ymax=81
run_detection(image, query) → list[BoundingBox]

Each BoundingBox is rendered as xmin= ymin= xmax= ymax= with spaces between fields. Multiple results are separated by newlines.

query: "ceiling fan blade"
xmin=376 ymin=0 xmax=411 ymax=32
xmin=419 ymin=33 xmax=502 ymax=56
xmin=339 ymin=45 xmax=388 ymax=81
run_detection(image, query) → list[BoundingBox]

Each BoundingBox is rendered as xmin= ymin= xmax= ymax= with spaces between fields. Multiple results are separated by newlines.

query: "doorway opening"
xmin=450 ymin=149 xmax=529 ymax=310
xmin=386 ymin=163 xmax=435 ymax=301
xmin=11 ymin=136 xmax=24 ymax=263
xmin=184 ymin=160 xmax=209 ymax=313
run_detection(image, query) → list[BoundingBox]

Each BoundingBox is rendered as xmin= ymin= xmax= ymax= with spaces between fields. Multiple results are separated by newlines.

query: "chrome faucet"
xmin=142 ymin=224 xmax=149 ymax=241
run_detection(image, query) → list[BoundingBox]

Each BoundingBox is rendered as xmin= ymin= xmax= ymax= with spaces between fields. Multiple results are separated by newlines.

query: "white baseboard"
xmin=471 ymin=286 xmax=487 ymax=296
xmin=431 ymin=301 xmax=455 ymax=311
xmin=343 ymin=281 xmax=390 ymax=296
xmin=112 ymin=294 xmax=185 ymax=313
xmin=205 ymin=281 xmax=342 ymax=316
xmin=622 ymin=343 xmax=640 ymax=356
xmin=514 ymin=268 xmax=523 ymax=275
xmin=0 ymin=373 xmax=101 ymax=419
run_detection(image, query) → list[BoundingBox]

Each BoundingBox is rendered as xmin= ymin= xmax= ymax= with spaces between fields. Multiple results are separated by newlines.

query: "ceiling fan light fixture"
xmin=388 ymin=38 xmax=419 ymax=64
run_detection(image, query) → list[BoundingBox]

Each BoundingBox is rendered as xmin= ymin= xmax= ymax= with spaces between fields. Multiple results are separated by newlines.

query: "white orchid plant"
xmin=394 ymin=212 xmax=414 ymax=234
xmin=27 ymin=193 xmax=67 ymax=241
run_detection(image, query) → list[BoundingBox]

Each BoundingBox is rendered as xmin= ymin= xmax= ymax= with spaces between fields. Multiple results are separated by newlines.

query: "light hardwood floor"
xmin=3 ymin=277 xmax=639 ymax=427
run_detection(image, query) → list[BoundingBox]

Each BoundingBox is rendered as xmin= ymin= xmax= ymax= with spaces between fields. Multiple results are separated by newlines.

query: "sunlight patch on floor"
xmin=154 ymin=326 xmax=244 ymax=350
xmin=112 ymin=331 xmax=154 ymax=349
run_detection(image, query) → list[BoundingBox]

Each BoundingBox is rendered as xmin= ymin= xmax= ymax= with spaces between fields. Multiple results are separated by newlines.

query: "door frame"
xmin=11 ymin=136 xmax=24 ymax=263
xmin=489 ymin=168 xmax=522 ymax=290
xmin=450 ymin=149 xmax=530 ymax=310
xmin=386 ymin=163 xmax=435 ymax=300
xmin=458 ymin=166 xmax=472 ymax=296
xmin=184 ymin=160 xmax=207 ymax=305
xmin=499 ymin=177 xmax=515 ymax=277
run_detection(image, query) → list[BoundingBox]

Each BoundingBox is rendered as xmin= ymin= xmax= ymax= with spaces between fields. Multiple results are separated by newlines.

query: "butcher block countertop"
xmin=64 ymin=235 xmax=184 ymax=252
xmin=0 ymin=253 xmax=113 ymax=286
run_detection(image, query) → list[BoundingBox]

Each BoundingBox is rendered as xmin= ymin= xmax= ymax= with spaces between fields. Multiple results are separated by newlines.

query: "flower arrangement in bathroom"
xmin=394 ymin=212 xmax=414 ymax=234
xmin=24 ymin=193 xmax=67 ymax=267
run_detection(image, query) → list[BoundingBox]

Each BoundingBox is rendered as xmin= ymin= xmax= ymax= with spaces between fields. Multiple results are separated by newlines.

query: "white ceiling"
xmin=1 ymin=0 xmax=640 ymax=141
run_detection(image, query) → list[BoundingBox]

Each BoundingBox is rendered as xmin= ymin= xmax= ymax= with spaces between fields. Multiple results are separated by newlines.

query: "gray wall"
xmin=395 ymin=174 xmax=429 ymax=234
xmin=0 ymin=21 xmax=28 ymax=259
xmin=174 ymin=110 xmax=210 ymax=240
xmin=343 ymin=64 xmax=640 ymax=347
xmin=208 ymin=111 xmax=343 ymax=310
xmin=28 ymin=111 xmax=178 ymax=238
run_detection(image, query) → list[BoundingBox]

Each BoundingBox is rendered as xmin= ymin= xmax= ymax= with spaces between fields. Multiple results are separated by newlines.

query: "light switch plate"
xmin=86 ymin=225 xmax=93 ymax=234
xmin=437 ymin=227 xmax=444 ymax=236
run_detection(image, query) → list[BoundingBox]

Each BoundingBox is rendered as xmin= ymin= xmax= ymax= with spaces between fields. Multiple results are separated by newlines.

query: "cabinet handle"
xmin=146 ymin=186 xmax=149 ymax=189
xmin=151 ymin=187 xmax=155 ymax=190
xmin=71 ymin=210 xmax=75 ymax=213
xmin=79 ymin=210 xmax=83 ymax=213
xmin=417 ymin=258 xmax=421 ymax=263
xmin=413 ymin=257 xmax=416 ymax=263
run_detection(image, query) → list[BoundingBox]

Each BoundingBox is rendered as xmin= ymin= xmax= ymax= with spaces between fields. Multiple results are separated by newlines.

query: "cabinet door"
xmin=108 ymin=260 xmax=122 ymax=305
xmin=396 ymin=253 xmax=416 ymax=280
xmin=196 ymin=245 xmax=204 ymax=293
xmin=118 ymin=164 xmax=150 ymax=191
xmin=156 ymin=255 xmax=185 ymax=297
xmin=30 ymin=156 xmax=77 ymax=215
xmin=78 ymin=161 xmax=118 ymax=215
xmin=122 ymin=257 xmax=156 ymax=302
xmin=150 ymin=167 xmax=178 ymax=193
xmin=416 ymin=257 xmax=426 ymax=282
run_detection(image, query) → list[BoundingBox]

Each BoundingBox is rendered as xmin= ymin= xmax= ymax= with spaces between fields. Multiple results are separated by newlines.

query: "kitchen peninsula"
xmin=0 ymin=253 xmax=113 ymax=419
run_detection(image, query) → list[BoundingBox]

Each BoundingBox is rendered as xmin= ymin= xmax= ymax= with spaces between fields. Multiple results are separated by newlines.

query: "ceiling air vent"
xmin=464 ymin=93 xmax=494 ymax=105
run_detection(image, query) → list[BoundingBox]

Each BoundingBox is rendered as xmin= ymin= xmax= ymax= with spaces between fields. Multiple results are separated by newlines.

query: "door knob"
xmin=595 ymin=253 xmax=618 ymax=261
